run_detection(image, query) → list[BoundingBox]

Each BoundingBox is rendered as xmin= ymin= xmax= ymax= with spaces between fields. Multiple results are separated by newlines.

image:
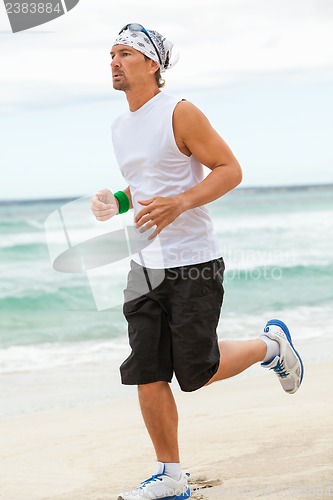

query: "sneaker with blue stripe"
xmin=118 ymin=464 xmax=191 ymax=500
xmin=261 ymin=319 xmax=304 ymax=394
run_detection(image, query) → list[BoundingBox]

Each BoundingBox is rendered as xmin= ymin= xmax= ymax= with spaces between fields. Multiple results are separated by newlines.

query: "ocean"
xmin=0 ymin=185 xmax=332 ymax=414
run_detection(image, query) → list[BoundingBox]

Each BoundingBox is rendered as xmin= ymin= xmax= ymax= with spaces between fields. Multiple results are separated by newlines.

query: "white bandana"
xmin=113 ymin=27 xmax=179 ymax=73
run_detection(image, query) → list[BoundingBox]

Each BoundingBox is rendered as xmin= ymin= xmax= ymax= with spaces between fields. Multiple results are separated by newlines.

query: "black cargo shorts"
xmin=120 ymin=257 xmax=225 ymax=392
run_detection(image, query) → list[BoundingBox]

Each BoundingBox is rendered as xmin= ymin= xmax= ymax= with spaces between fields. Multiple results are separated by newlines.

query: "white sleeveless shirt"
xmin=111 ymin=92 xmax=221 ymax=269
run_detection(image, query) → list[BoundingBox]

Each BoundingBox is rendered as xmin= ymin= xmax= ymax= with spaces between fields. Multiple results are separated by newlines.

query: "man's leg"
xmin=138 ymin=381 xmax=180 ymax=463
xmin=137 ymin=341 xmax=266 ymax=459
xmin=206 ymin=339 xmax=267 ymax=384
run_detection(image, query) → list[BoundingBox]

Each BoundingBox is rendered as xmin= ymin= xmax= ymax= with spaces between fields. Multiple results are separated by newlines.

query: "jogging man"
xmin=91 ymin=23 xmax=304 ymax=500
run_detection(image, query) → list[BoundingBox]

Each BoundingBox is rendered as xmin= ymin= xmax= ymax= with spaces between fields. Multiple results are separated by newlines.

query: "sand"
xmin=1 ymin=337 xmax=333 ymax=500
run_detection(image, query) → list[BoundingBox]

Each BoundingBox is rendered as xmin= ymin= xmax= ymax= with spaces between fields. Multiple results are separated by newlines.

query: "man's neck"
xmin=125 ymin=86 xmax=161 ymax=112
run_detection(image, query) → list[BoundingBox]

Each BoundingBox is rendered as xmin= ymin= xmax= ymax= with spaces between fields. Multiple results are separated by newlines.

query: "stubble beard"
xmin=113 ymin=79 xmax=131 ymax=92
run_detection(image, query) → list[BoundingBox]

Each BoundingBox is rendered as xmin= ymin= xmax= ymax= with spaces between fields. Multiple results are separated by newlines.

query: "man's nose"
xmin=111 ymin=56 xmax=121 ymax=69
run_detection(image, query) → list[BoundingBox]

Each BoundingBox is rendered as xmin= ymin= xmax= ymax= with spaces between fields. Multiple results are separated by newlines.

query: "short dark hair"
xmin=154 ymin=68 xmax=165 ymax=88
xmin=144 ymin=55 xmax=165 ymax=88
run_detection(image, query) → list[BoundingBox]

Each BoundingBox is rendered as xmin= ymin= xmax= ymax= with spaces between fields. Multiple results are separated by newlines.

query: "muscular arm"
xmin=173 ymin=101 xmax=242 ymax=210
xmin=135 ymin=101 xmax=242 ymax=239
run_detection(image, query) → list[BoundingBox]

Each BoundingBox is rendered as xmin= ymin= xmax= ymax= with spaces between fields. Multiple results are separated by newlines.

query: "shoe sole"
xmin=163 ymin=490 xmax=191 ymax=500
xmin=265 ymin=319 xmax=304 ymax=386
xmin=118 ymin=487 xmax=191 ymax=500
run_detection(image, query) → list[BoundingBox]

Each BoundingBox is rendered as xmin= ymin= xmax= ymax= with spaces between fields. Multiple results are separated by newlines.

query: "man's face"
xmin=110 ymin=45 xmax=153 ymax=91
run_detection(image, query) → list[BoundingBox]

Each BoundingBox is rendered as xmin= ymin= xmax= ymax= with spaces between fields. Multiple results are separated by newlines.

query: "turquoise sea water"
xmin=0 ymin=185 xmax=332 ymax=374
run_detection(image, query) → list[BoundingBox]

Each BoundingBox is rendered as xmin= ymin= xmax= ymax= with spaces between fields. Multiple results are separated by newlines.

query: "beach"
xmin=1 ymin=338 xmax=332 ymax=500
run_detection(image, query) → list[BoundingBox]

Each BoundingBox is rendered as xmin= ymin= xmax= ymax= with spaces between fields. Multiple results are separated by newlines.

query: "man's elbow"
xmin=232 ymin=161 xmax=243 ymax=188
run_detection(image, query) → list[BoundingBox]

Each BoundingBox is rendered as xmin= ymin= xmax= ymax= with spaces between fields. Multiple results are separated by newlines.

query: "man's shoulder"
xmin=173 ymin=99 xmax=206 ymax=124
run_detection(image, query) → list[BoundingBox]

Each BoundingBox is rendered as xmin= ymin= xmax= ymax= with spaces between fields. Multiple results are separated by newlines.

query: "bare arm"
xmin=173 ymin=101 xmax=242 ymax=209
xmin=135 ymin=101 xmax=242 ymax=238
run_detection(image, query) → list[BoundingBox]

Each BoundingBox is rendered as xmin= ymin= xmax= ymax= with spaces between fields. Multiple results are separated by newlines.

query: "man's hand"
xmin=135 ymin=195 xmax=186 ymax=240
xmin=91 ymin=188 xmax=119 ymax=221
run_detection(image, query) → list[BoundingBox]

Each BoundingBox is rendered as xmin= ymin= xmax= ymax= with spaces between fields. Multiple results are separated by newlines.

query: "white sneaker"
xmin=261 ymin=319 xmax=304 ymax=394
xmin=118 ymin=463 xmax=191 ymax=500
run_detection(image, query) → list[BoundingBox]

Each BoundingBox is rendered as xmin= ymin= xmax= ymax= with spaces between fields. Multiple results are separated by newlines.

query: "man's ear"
xmin=149 ymin=59 xmax=160 ymax=75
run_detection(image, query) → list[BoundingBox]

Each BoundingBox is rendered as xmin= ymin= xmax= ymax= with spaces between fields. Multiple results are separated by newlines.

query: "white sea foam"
xmin=213 ymin=209 xmax=333 ymax=233
xmin=0 ymin=232 xmax=47 ymax=248
xmin=0 ymin=304 xmax=331 ymax=375
xmin=0 ymin=229 xmax=107 ymax=248
xmin=26 ymin=219 xmax=45 ymax=230
xmin=0 ymin=339 xmax=130 ymax=374
xmin=219 ymin=305 xmax=333 ymax=342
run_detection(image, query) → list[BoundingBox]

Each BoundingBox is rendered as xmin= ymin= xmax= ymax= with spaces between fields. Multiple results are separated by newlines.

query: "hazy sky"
xmin=1 ymin=0 xmax=332 ymax=200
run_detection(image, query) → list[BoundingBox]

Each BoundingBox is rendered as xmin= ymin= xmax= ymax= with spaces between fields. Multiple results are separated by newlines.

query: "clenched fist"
xmin=91 ymin=188 xmax=119 ymax=222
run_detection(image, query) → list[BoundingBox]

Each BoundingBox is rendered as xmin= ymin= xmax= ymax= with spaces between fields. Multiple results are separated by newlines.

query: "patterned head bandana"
xmin=113 ymin=25 xmax=179 ymax=73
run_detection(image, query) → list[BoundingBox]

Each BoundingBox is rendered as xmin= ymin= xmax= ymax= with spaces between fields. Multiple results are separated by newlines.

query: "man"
xmin=91 ymin=23 xmax=304 ymax=500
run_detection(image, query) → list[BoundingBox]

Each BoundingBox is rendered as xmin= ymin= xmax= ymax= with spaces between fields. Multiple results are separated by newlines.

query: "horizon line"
xmin=1 ymin=182 xmax=333 ymax=205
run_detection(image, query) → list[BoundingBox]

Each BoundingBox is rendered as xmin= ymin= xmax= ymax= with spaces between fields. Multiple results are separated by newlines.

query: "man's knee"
xmin=138 ymin=381 xmax=169 ymax=393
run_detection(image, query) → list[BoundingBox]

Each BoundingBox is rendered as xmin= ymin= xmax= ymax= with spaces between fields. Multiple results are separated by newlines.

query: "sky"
xmin=0 ymin=0 xmax=333 ymax=200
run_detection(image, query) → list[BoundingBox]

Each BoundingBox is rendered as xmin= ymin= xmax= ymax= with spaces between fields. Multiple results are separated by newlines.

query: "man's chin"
xmin=112 ymin=81 xmax=129 ymax=91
